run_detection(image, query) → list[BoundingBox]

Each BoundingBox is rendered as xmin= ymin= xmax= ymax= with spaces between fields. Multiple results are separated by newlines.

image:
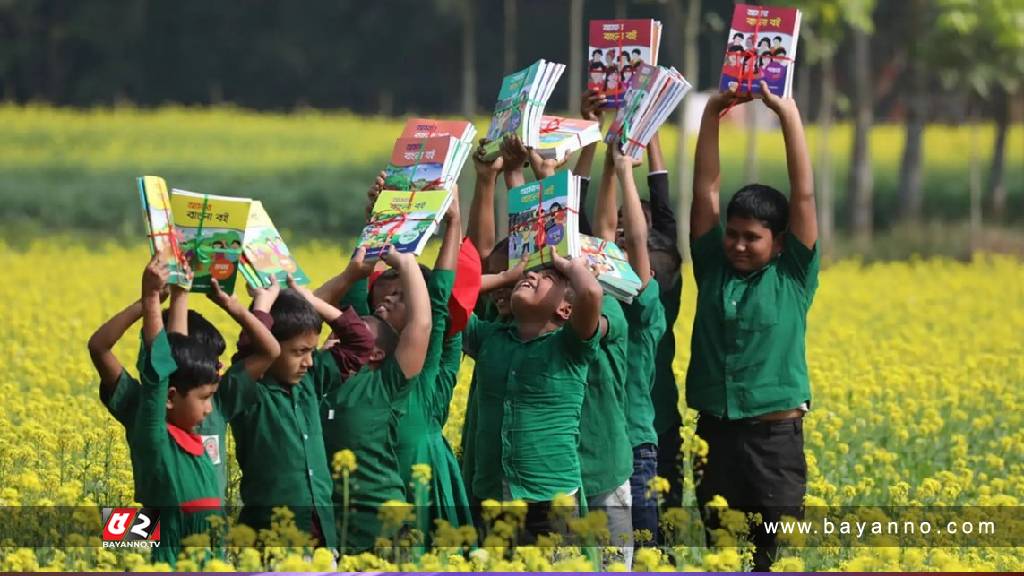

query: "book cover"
xmin=535 ymin=115 xmax=601 ymax=161
xmin=588 ymin=19 xmax=660 ymax=108
xmin=357 ymin=189 xmax=453 ymax=258
xmin=579 ymin=234 xmax=641 ymax=300
xmin=508 ymin=171 xmax=578 ymax=271
xmin=482 ymin=60 xmax=546 ymax=159
xmin=137 ymin=176 xmax=191 ymax=289
xmin=383 ymin=136 xmax=457 ymax=191
xmin=718 ymin=4 xmax=801 ymax=98
xmin=168 ymin=189 xmax=251 ymax=294
xmin=400 ymin=118 xmax=476 ymax=142
xmin=241 ymin=201 xmax=308 ymax=288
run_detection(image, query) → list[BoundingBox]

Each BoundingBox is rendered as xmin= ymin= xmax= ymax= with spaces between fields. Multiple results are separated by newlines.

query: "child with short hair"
xmin=688 ymin=82 xmax=818 ymax=571
xmin=129 ymin=257 xmax=280 ymax=564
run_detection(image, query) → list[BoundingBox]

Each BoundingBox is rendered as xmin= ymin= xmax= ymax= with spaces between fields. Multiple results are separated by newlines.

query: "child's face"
xmin=370 ymin=277 xmax=407 ymax=332
xmin=724 ymin=216 xmax=783 ymax=273
xmin=511 ymin=269 xmax=571 ymax=322
xmin=167 ymin=382 xmax=218 ymax=431
xmin=269 ymin=331 xmax=319 ymax=385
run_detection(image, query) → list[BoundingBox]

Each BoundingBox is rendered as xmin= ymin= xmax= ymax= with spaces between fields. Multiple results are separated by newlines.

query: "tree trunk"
xmin=847 ymin=25 xmax=873 ymax=247
xmin=969 ymin=103 xmax=982 ymax=256
xmin=816 ymin=51 xmax=836 ymax=260
xmin=987 ymin=86 xmax=1010 ymax=222
xmin=897 ymin=0 xmax=926 ymax=223
xmin=796 ymin=43 xmax=811 ymax=115
xmin=675 ymin=0 xmax=701 ymax=260
xmin=503 ymin=0 xmax=517 ymax=74
xmin=567 ymin=0 xmax=584 ymax=113
xmin=461 ymin=0 xmax=476 ymax=117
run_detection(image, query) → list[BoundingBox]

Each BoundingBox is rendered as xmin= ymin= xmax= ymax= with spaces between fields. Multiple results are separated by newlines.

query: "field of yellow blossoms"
xmin=0 ymin=239 xmax=1022 ymax=572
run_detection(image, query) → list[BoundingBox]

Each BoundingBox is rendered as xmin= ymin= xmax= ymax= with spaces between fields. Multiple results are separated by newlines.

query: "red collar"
xmin=166 ymin=423 xmax=205 ymax=456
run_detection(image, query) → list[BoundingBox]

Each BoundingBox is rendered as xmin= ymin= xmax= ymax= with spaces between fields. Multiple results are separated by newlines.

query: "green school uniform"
xmin=623 ymin=279 xmax=668 ymax=447
xmin=102 ymin=343 xmax=254 ymax=499
xmin=130 ymin=330 xmax=223 ymax=565
xmin=687 ymin=225 xmax=820 ymax=418
xmin=651 ymin=276 xmax=683 ymax=435
xmin=229 ymin=354 xmax=338 ymax=548
xmin=393 ymin=271 xmax=473 ymax=531
xmin=578 ymin=296 xmax=633 ymax=497
xmin=464 ymin=314 xmax=601 ymax=502
xmin=318 ymin=355 xmax=410 ymax=551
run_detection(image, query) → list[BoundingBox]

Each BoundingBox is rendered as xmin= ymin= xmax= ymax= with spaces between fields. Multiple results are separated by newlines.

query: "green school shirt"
xmin=103 ymin=344 xmax=256 ymax=499
xmin=623 ymin=279 xmax=668 ymax=447
xmin=229 ymin=354 xmax=338 ymax=548
xmin=652 ymin=275 xmax=683 ymax=434
xmin=687 ymin=225 xmax=820 ymax=419
xmin=578 ymin=296 xmax=633 ymax=496
xmin=464 ymin=314 xmax=601 ymax=502
xmin=130 ymin=330 xmax=223 ymax=565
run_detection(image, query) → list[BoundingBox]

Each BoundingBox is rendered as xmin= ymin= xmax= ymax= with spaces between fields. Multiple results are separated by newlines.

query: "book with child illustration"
xmin=507 ymin=170 xmax=581 ymax=271
xmin=168 ymin=189 xmax=250 ymax=294
xmin=606 ymin=63 xmax=692 ymax=159
xmin=356 ymin=189 xmax=455 ymax=259
xmin=239 ymin=200 xmax=309 ymax=288
xmin=481 ymin=59 xmax=565 ymax=161
xmin=535 ymin=116 xmax=602 ymax=162
xmin=579 ymin=234 xmax=642 ymax=303
xmin=384 ymin=136 xmax=465 ymax=192
xmin=138 ymin=175 xmax=192 ymax=290
xmin=587 ymin=19 xmax=663 ymax=108
xmin=719 ymin=4 xmax=802 ymax=98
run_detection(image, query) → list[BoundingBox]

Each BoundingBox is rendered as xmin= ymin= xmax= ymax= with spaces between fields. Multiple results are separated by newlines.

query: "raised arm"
xmin=290 ymin=275 xmax=373 ymax=376
xmin=501 ymin=134 xmax=528 ymax=190
xmin=760 ymin=81 xmax=817 ymax=249
xmin=692 ymin=89 xmax=751 ymax=240
xmin=480 ymin=261 xmax=524 ymax=294
xmin=573 ymin=90 xmax=606 ymax=180
xmin=468 ymin=141 xmax=504 ymax=259
xmin=614 ymin=146 xmax=652 ymax=289
xmin=645 ymin=132 xmax=677 ymax=241
xmin=552 ymin=253 xmax=603 ymax=341
xmin=165 ymin=270 xmax=190 ymax=335
xmin=434 ymin=185 xmax=461 ymax=272
xmin=592 ymin=144 xmax=619 ymax=242
xmin=141 ymin=257 xmax=169 ymax=346
xmin=383 ymin=247 xmax=432 ymax=378
xmin=88 ymin=299 xmax=144 ymax=391
xmin=313 ymin=247 xmax=375 ymax=307
xmin=210 ymin=278 xmax=281 ymax=380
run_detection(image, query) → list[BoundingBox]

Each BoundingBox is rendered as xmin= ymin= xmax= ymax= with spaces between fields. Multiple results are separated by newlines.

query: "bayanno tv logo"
xmin=101 ymin=507 xmax=161 ymax=549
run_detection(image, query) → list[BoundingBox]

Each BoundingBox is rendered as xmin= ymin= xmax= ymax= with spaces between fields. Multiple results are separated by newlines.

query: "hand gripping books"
xmin=605 ymin=64 xmax=692 ymax=159
xmin=719 ymin=4 xmax=802 ymax=98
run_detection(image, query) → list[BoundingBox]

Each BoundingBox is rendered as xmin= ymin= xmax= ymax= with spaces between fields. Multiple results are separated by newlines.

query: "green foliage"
xmin=932 ymin=0 xmax=1024 ymax=96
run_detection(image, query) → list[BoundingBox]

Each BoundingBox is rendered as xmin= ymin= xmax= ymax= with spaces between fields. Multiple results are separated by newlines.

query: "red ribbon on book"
xmin=719 ymin=13 xmax=793 ymax=119
xmin=540 ymin=116 xmax=563 ymax=134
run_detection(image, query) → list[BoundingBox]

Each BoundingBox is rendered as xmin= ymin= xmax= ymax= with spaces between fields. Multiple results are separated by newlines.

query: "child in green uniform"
xmin=227 ymin=265 xmax=374 ymax=549
xmin=688 ymin=82 xmax=819 ymax=571
xmin=310 ymin=245 xmax=432 ymax=552
xmin=129 ymin=257 xmax=280 ymax=564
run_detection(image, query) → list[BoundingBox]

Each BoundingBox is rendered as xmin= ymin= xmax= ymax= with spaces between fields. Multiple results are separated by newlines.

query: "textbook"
xmin=587 ymin=19 xmax=663 ymax=108
xmin=240 ymin=201 xmax=309 ymax=288
xmin=719 ymin=4 xmax=802 ymax=98
xmin=606 ymin=64 xmax=692 ymax=159
xmin=137 ymin=176 xmax=191 ymax=290
xmin=385 ymin=118 xmax=477 ymax=191
xmin=535 ymin=116 xmax=602 ymax=162
xmin=507 ymin=170 xmax=581 ymax=271
xmin=356 ymin=189 xmax=454 ymax=259
xmin=579 ymin=234 xmax=642 ymax=303
xmin=481 ymin=59 xmax=565 ymax=161
xmin=168 ymin=189 xmax=250 ymax=294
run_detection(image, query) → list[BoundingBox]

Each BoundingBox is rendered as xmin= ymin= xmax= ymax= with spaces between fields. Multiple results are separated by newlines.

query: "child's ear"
xmin=370 ymin=348 xmax=386 ymax=363
xmin=166 ymin=386 xmax=177 ymax=411
xmin=555 ymin=300 xmax=573 ymax=323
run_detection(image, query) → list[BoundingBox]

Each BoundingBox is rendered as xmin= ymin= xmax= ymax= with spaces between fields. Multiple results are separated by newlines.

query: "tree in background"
xmin=897 ymin=0 xmax=932 ymax=224
xmin=846 ymin=0 xmax=878 ymax=248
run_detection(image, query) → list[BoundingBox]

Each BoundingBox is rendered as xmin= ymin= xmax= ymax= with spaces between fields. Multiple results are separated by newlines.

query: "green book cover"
xmin=482 ymin=60 xmax=544 ymax=159
xmin=241 ymin=201 xmax=309 ymax=288
xmin=137 ymin=175 xmax=191 ymax=290
xmin=508 ymin=171 xmax=576 ymax=271
xmin=169 ymin=189 xmax=250 ymax=294
xmin=579 ymin=234 xmax=642 ymax=300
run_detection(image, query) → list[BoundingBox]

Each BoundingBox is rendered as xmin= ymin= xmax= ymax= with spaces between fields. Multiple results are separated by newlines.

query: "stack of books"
xmin=356 ymin=189 xmax=455 ymax=259
xmin=719 ymin=4 xmax=802 ymax=98
xmin=587 ymin=18 xmax=663 ymax=108
xmin=605 ymin=63 xmax=692 ymax=159
xmin=579 ymin=234 xmax=642 ymax=303
xmin=534 ymin=116 xmax=602 ymax=162
xmin=507 ymin=170 xmax=581 ymax=271
xmin=240 ymin=200 xmax=309 ymax=288
xmin=481 ymin=59 xmax=565 ymax=160
xmin=384 ymin=118 xmax=476 ymax=191
xmin=138 ymin=176 xmax=192 ymax=290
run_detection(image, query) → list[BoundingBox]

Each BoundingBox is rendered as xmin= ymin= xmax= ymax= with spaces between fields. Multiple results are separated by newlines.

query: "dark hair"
xmin=269 ymin=289 xmax=323 ymax=342
xmin=363 ymin=315 xmax=400 ymax=356
xmin=161 ymin=309 xmax=225 ymax=359
xmin=592 ymin=48 xmax=602 ymax=56
xmin=758 ymin=38 xmax=771 ymax=47
xmin=632 ymin=48 xmax=641 ymax=55
xmin=726 ymin=184 xmax=789 ymax=236
xmin=167 ymin=332 xmax=220 ymax=394
xmin=774 ymin=35 xmax=783 ymax=42
xmin=648 ymin=229 xmax=682 ymax=285
xmin=371 ymin=263 xmax=432 ymax=307
xmin=733 ymin=32 xmax=744 ymax=40
xmin=486 ymin=237 xmax=511 ymax=274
